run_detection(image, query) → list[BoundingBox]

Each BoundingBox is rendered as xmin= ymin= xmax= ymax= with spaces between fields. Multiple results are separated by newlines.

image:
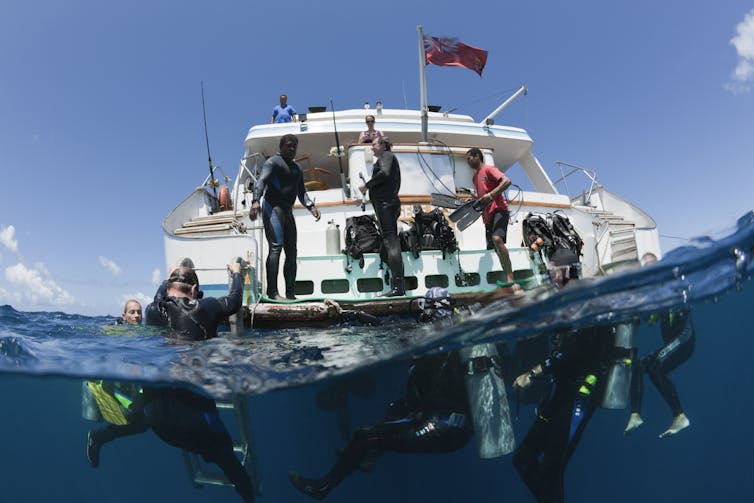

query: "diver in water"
xmin=512 ymin=323 xmax=615 ymax=503
xmin=625 ymin=253 xmax=695 ymax=437
xmin=145 ymin=260 xmax=243 ymax=340
xmin=87 ymin=261 xmax=255 ymax=502
xmin=288 ymin=288 xmax=472 ymax=500
xmin=118 ymin=299 xmax=143 ymax=325
xmin=512 ymin=249 xmax=618 ymax=503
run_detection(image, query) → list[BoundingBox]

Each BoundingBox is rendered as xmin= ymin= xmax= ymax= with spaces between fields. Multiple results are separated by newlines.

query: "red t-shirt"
xmin=472 ymin=164 xmax=509 ymax=224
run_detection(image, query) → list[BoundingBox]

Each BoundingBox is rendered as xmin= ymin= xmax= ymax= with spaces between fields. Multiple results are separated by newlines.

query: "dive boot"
xmin=379 ymin=278 xmax=405 ymax=297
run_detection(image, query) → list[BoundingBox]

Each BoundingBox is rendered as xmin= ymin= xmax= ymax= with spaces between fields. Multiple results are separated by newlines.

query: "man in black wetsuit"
xmin=511 ymin=251 xmax=617 ymax=503
xmin=512 ymin=324 xmax=615 ymax=503
xmin=249 ymin=134 xmax=321 ymax=300
xmin=289 ymin=350 xmax=472 ymax=500
xmin=625 ymin=253 xmax=695 ymax=437
xmin=144 ymin=261 xmax=243 ymax=340
xmin=87 ymin=261 xmax=255 ymax=502
xmin=358 ymin=135 xmax=404 ymax=297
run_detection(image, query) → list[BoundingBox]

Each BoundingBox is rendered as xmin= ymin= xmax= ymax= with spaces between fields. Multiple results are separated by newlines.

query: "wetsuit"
xmin=253 ymin=154 xmax=315 ymax=298
xmin=144 ymin=272 xmax=243 ymax=340
xmin=513 ymin=325 xmax=615 ymax=503
xmin=89 ymin=276 xmax=253 ymax=502
xmin=630 ymin=309 xmax=696 ymax=417
xmin=90 ymin=387 xmax=255 ymax=502
xmin=290 ymin=351 xmax=472 ymax=500
xmin=364 ymin=151 xmax=403 ymax=291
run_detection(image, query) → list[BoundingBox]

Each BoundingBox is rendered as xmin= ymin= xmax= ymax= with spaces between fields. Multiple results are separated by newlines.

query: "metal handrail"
xmin=552 ymin=161 xmax=599 ymax=205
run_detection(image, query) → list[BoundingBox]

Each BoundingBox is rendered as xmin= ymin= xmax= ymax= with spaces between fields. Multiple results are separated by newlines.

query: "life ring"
xmin=219 ymin=185 xmax=233 ymax=211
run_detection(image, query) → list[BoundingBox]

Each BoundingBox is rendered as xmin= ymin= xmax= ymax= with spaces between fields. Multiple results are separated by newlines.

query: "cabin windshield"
xmin=347 ymin=145 xmax=478 ymax=196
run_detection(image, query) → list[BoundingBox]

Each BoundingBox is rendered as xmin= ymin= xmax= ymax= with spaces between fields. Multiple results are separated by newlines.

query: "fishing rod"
xmin=329 ymin=99 xmax=349 ymax=200
xmin=201 ymin=81 xmax=218 ymax=204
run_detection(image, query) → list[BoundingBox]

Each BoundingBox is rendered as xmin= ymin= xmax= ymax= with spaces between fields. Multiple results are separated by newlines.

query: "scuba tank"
xmin=326 ymin=219 xmax=341 ymax=255
xmin=228 ymin=257 xmax=247 ymax=337
xmin=601 ymin=323 xmax=635 ymax=409
xmin=81 ymin=381 xmax=102 ymax=421
xmin=459 ymin=343 xmax=516 ymax=458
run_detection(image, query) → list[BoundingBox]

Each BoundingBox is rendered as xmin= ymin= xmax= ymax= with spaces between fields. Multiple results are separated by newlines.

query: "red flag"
xmin=423 ymin=35 xmax=488 ymax=76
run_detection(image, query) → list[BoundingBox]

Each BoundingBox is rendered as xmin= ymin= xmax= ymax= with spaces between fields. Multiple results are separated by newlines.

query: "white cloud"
xmin=99 ymin=256 xmax=122 ymax=276
xmin=151 ymin=268 xmax=163 ymax=285
xmin=118 ymin=292 xmax=151 ymax=310
xmin=4 ymin=262 xmax=74 ymax=306
xmin=0 ymin=225 xmax=18 ymax=253
xmin=725 ymin=8 xmax=754 ymax=94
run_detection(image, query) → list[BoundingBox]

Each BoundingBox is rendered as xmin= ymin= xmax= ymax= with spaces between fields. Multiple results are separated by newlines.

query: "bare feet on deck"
xmin=624 ymin=413 xmax=644 ymax=435
xmin=271 ymin=295 xmax=287 ymax=301
xmin=659 ymin=413 xmax=690 ymax=438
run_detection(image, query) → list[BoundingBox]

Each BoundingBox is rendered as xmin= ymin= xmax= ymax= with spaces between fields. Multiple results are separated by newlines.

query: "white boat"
xmin=161 ymin=90 xmax=661 ymax=327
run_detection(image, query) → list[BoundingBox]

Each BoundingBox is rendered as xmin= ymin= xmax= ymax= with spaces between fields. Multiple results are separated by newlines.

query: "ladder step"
xmin=194 ymin=471 xmax=232 ymax=487
xmin=609 ymin=228 xmax=635 ymax=238
xmin=183 ymin=217 xmax=237 ymax=227
xmin=191 ymin=211 xmax=246 ymax=223
xmin=174 ymin=224 xmax=233 ymax=235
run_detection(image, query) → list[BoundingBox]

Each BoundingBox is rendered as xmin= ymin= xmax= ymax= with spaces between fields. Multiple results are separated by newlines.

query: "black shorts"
xmin=486 ymin=210 xmax=509 ymax=249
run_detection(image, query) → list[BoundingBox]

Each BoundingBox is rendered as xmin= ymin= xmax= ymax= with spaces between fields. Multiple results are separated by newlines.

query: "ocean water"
xmin=1 ymin=211 xmax=753 ymax=503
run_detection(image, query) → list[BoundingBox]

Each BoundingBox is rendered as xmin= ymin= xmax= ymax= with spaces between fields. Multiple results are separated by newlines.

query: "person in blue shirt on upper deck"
xmin=270 ymin=94 xmax=297 ymax=123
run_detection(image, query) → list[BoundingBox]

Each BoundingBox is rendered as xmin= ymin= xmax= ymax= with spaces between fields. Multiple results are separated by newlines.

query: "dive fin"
xmin=430 ymin=193 xmax=465 ymax=209
xmin=450 ymin=200 xmax=484 ymax=231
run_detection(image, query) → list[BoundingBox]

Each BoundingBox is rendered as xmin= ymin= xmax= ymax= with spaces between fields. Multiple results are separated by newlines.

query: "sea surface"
xmin=1 ymin=211 xmax=753 ymax=503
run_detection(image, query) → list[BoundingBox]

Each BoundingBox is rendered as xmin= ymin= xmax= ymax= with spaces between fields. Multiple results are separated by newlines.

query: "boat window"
xmin=425 ymin=274 xmax=449 ymax=289
xmin=404 ymin=276 xmax=418 ymax=291
xmin=486 ymin=271 xmax=506 ymax=285
xmin=357 ymin=278 xmax=385 ymax=293
xmin=294 ymin=280 xmax=315 ymax=296
xmin=455 ymin=272 xmax=481 ymax=287
xmin=393 ymin=152 xmax=458 ymax=195
xmin=321 ymin=279 xmax=349 ymax=294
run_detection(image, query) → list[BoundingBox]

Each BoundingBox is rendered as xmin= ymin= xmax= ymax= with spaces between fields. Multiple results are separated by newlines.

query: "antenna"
xmin=201 ymin=81 xmax=218 ymax=202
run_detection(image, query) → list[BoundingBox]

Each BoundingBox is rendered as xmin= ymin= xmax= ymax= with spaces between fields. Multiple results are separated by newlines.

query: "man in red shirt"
xmin=466 ymin=148 xmax=517 ymax=288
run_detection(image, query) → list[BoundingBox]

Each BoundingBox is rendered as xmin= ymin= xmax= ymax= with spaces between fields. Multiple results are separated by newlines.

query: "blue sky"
xmin=1 ymin=1 xmax=753 ymax=316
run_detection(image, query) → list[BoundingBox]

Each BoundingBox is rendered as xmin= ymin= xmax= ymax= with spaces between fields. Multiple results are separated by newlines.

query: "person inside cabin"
xmin=358 ymin=135 xmax=405 ymax=296
xmin=465 ymin=148 xmax=519 ymax=291
xmin=119 ymin=299 xmax=143 ymax=325
xmin=249 ymin=134 xmax=321 ymax=300
xmin=270 ymin=93 xmax=297 ymax=123
xmin=357 ymin=115 xmax=382 ymax=144
xmin=624 ymin=252 xmax=695 ymax=438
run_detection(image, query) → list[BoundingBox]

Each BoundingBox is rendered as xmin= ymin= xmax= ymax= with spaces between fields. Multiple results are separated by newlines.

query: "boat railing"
xmin=552 ymin=161 xmax=599 ymax=206
xmin=200 ymin=165 xmax=234 ymax=191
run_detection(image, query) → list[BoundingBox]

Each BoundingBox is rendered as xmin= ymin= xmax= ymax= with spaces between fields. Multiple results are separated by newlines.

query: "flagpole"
xmin=417 ymin=25 xmax=428 ymax=142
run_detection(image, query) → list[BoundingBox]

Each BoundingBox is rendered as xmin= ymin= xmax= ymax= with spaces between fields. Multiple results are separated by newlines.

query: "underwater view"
xmin=1 ymin=211 xmax=753 ymax=503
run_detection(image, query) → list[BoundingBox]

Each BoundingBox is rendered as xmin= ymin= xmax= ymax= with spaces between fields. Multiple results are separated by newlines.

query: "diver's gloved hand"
xmin=384 ymin=399 xmax=409 ymax=420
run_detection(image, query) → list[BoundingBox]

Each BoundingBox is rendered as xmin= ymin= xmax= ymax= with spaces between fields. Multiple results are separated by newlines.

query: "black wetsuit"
xmin=90 ymin=387 xmax=254 ymax=502
xmin=364 ymin=151 xmax=404 ymax=288
xmin=90 ymin=276 xmax=254 ymax=501
xmin=630 ymin=309 xmax=696 ymax=417
xmin=513 ymin=325 xmax=615 ymax=503
xmin=253 ymin=154 xmax=315 ymax=298
xmin=290 ymin=351 xmax=472 ymax=500
xmin=144 ymin=273 xmax=243 ymax=340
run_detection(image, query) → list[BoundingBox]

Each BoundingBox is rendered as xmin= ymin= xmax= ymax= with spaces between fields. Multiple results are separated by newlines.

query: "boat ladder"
xmin=584 ymin=207 xmax=639 ymax=271
xmin=182 ymin=395 xmax=262 ymax=497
